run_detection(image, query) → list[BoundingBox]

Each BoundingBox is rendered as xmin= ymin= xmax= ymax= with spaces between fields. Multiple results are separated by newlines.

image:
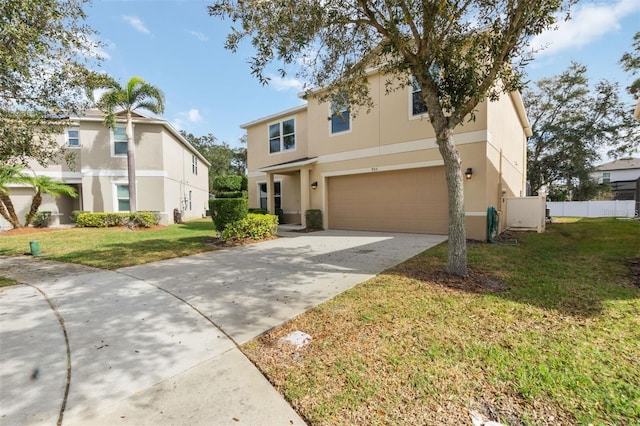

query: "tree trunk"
xmin=0 ymin=193 xmax=22 ymax=228
xmin=126 ymin=113 xmax=137 ymax=212
xmin=436 ymin=128 xmax=467 ymax=277
xmin=24 ymin=191 xmax=42 ymax=227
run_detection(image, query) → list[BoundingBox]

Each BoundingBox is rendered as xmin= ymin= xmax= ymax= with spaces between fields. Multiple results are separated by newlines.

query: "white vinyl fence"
xmin=547 ymin=200 xmax=636 ymax=218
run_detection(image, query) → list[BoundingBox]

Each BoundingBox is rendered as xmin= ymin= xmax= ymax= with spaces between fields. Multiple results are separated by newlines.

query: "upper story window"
xmin=602 ymin=172 xmax=611 ymax=184
xmin=411 ymin=77 xmax=428 ymax=117
xmin=330 ymin=102 xmax=351 ymax=134
xmin=113 ymin=126 xmax=127 ymax=156
xmin=67 ymin=128 xmax=80 ymax=147
xmin=192 ymin=154 xmax=198 ymax=175
xmin=269 ymin=118 xmax=295 ymax=154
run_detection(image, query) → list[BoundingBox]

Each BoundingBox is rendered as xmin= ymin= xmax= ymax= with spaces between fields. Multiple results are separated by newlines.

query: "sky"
xmin=84 ymin=0 xmax=640 ymax=149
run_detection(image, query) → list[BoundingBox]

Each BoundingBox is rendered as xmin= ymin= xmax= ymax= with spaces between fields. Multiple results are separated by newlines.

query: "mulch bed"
xmin=1 ymin=225 xmax=167 ymax=236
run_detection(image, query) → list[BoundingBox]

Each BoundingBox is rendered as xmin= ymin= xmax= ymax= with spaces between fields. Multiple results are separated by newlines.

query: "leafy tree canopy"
xmin=620 ymin=31 xmax=640 ymax=97
xmin=209 ymin=0 xmax=574 ymax=276
xmin=525 ymin=62 xmax=640 ymax=200
xmin=0 ymin=0 xmax=105 ymax=167
xmin=180 ymin=131 xmax=247 ymax=191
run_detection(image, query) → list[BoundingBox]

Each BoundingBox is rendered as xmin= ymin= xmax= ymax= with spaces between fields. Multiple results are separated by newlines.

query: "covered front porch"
xmin=257 ymin=157 xmax=317 ymax=228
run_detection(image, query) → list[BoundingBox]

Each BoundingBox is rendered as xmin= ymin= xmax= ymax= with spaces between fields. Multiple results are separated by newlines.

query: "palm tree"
xmin=0 ymin=166 xmax=30 ymax=228
xmin=24 ymin=176 xmax=78 ymax=227
xmin=95 ymin=76 xmax=165 ymax=212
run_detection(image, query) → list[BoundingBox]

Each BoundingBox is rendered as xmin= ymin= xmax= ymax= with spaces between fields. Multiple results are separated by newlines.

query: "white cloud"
xmin=267 ymin=74 xmax=304 ymax=92
xmin=123 ymin=16 xmax=151 ymax=34
xmin=188 ymin=31 xmax=208 ymax=42
xmin=172 ymin=108 xmax=203 ymax=131
xmin=530 ymin=0 xmax=640 ymax=57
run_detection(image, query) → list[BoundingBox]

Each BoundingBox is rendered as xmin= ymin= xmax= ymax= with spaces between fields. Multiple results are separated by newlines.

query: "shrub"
xmin=248 ymin=208 xmax=268 ymax=215
xmin=212 ymin=175 xmax=244 ymax=192
xmin=130 ymin=211 xmax=160 ymax=228
xmin=209 ymin=198 xmax=248 ymax=232
xmin=75 ymin=211 xmax=160 ymax=228
xmin=305 ymin=209 xmax=323 ymax=229
xmin=216 ymin=191 xmax=244 ymax=199
xmin=221 ymin=213 xmax=278 ymax=242
xmin=33 ymin=211 xmax=52 ymax=228
xmin=70 ymin=210 xmax=89 ymax=223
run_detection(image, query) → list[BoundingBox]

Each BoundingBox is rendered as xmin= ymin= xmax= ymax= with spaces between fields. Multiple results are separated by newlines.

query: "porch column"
xmin=266 ymin=172 xmax=275 ymax=215
xmin=300 ymin=167 xmax=310 ymax=227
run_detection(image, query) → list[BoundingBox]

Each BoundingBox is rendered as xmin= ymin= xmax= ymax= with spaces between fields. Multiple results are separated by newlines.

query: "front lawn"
xmin=243 ymin=218 xmax=640 ymax=425
xmin=0 ymin=219 xmax=217 ymax=269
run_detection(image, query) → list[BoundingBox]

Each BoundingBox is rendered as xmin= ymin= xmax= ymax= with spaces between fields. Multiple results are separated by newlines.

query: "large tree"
xmin=525 ymin=62 xmax=640 ymax=200
xmin=210 ymin=0 xmax=573 ymax=276
xmin=95 ymin=77 xmax=165 ymax=213
xmin=620 ymin=31 xmax=640 ymax=97
xmin=0 ymin=0 xmax=103 ymax=167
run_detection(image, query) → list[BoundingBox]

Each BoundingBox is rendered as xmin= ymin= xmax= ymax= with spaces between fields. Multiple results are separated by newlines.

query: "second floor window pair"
xmin=269 ymin=119 xmax=296 ymax=154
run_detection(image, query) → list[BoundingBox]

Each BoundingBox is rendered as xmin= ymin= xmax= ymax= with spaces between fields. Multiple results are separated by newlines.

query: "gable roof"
xmin=595 ymin=157 xmax=640 ymax=171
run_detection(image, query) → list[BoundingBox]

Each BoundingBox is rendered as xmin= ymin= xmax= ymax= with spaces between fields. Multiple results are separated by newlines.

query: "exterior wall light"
xmin=465 ymin=168 xmax=473 ymax=180
xmin=311 ymin=181 xmax=318 ymax=190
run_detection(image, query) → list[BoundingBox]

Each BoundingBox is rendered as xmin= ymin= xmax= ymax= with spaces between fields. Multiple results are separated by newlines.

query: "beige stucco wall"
xmin=1 ymin=116 xmax=209 ymax=229
xmin=245 ymin=72 xmax=528 ymax=239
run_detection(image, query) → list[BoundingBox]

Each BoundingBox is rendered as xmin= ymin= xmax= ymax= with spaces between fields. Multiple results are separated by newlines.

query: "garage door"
xmin=328 ymin=167 xmax=448 ymax=234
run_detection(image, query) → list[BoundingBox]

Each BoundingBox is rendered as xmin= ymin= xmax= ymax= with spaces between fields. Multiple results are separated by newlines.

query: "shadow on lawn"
xmin=53 ymin=236 xmax=216 ymax=269
xmin=389 ymin=231 xmax=640 ymax=319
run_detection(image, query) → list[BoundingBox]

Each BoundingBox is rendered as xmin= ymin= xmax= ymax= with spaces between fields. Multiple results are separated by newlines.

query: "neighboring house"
xmin=242 ymin=72 xmax=531 ymax=241
xmin=2 ymin=110 xmax=210 ymax=229
xmin=592 ymin=157 xmax=640 ymax=201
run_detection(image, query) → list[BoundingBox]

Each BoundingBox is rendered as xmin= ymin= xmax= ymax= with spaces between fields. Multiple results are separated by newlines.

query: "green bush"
xmin=209 ymin=198 xmax=248 ymax=232
xmin=305 ymin=209 xmax=323 ymax=229
xmin=248 ymin=208 xmax=268 ymax=215
xmin=33 ymin=211 xmax=52 ymax=228
xmin=221 ymin=213 xmax=278 ymax=242
xmin=212 ymin=175 xmax=244 ymax=192
xmin=216 ymin=191 xmax=244 ymax=199
xmin=75 ymin=211 xmax=160 ymax=228
xmin=70 ymin=210 xmax=89 ymax=223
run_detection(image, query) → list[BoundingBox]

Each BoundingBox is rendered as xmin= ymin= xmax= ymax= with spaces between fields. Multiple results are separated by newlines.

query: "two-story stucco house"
xmin=2 ymin=111 xmax=210 ymax=228
xmin=242 ymin=72 xmax=531 ymax=241
xmin=592 ymin=157 xmax=640 ymax=201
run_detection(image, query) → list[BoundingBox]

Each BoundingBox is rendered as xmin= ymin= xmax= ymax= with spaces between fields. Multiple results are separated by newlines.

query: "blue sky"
xmin=85 ymin=0 xmax=640 ymax=148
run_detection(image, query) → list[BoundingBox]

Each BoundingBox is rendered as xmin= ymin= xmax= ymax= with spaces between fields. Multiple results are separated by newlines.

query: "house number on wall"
xmin=371 ymin=167 xmax=378 ymax=172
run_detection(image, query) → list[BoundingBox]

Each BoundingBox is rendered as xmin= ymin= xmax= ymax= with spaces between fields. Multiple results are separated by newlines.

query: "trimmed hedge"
xmin=212 ymin=175 xmax=244 ymax=192
xmin=221 ymin=213 xmax=278 ymax=242
xmin=216 ymin=191 xmax=244 ymax=199
xmin=70 ymin=210 xmax=89 ymax=223
xmin=209 ymin=198 xmax=248 ymax=232
xmin=305 ymin=209 xmax=323 ymax=229
xmin=248 ymin=208 xmax=268 ymax=215
xmin=76 ymin=211 xmax=160 ymax=228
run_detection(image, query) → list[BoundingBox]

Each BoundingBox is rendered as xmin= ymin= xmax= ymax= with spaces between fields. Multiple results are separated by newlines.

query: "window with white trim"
xmin=67 ymin=128 xmax=80 ymax=147
xmin=113 ymin=126 xmax=127 ymax=156
xmin=259 ymin=182 xmax=281 ymax=210
xmin=268 ymin=119 xmax=295 ymax=154
xmin=411 ymin=77 xmax=428 ymax=117
xmin=602 ymin=172 xmax=611 ymax=184
xmin=116 ymin=184 xmax=130 ymax=212
xmin=330 ymin=102 xmax=350 ymax=134
xmin=188 ymin=190 xmax=192 ymax=210
xmin=192 ymin=155 xmax=198 ymax=175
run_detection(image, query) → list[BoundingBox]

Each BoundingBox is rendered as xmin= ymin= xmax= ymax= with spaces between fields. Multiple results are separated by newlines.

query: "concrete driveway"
xmin=0 ymin=230 xmax=446 ymax=425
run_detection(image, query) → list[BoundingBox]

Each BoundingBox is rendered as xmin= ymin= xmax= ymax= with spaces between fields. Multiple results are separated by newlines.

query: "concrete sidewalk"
xmin=0 ymin=230 xmax=446 ymax=425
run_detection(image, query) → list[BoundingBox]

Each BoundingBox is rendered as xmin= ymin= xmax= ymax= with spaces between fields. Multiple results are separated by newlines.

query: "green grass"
xmin=0 ymin=219 xmax=217 ymax=269
xmin=243 ymin=218 xmax=640 ymax=425
xmin=0 ymin=277 xmax=19 ymax=287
